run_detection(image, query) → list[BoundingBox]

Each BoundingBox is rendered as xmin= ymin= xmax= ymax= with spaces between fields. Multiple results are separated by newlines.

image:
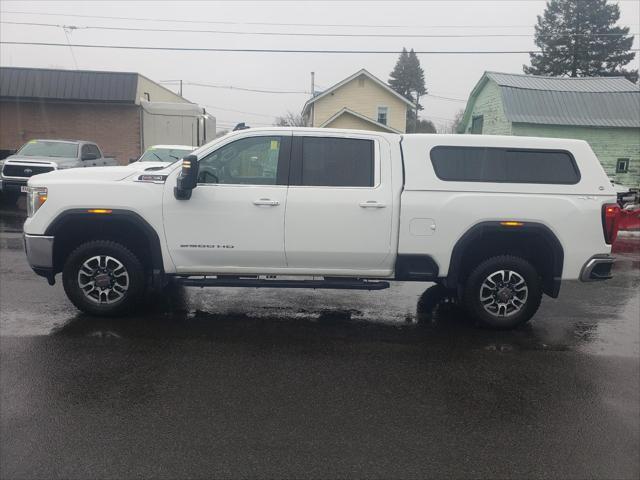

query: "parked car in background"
xmin=129 ymin=145 xmax=195 ymax=169
xmin=23 ymin=129 xmax=619 ymax=329
xmin=610 ymin=180 xmax=639 ymax=208
xmin=1 ymin=139 xmax=117 ymax=205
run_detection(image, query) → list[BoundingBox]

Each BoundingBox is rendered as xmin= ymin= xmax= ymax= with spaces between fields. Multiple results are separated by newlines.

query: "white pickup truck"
xmin=22 ymin=128 xmax=620 ymax=328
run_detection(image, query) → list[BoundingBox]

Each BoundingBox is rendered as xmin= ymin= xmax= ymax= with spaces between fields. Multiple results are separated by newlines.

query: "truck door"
xmin=162 ymin=133 xmax=291 ymax=273
xmin=284 ymin=134 xmax=394 ymax=274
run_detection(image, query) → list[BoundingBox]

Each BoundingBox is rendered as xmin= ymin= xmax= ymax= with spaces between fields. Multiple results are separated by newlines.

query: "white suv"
xmin=22 ymin=128 xmax=619 ymax=328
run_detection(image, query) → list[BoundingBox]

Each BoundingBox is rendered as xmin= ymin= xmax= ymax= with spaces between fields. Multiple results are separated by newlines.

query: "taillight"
xmin=602 ymin=203 xmax=621 ymax=244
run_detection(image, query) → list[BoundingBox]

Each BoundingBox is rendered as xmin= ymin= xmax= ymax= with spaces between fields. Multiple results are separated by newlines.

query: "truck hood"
xmin=28 ymin=165 xmax=136 ymax=184
xmin=125 ymin=161 xmax=175 ymax=171
xmin=5 ymin=155 xmax=76 ymax=165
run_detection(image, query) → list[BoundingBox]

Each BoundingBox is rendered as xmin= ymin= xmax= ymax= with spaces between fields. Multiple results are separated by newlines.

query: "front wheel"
xmin=62 ymin=240 xmax=145 ymax=316
xmin=462 ymin=255 xmax=542 ymax=329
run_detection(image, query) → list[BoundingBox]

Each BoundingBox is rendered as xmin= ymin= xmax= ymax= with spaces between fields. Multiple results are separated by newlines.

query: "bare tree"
xmin=274 ymin=111 xmax=306 ymax=127
xmin=450 ymin=109 xmax=465 ymax=134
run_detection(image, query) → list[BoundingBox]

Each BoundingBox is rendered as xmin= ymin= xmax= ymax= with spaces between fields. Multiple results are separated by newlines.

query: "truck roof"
xmin=28 ymin=139 xmax=94 ymax=145
xmin=230 ymin=128 xmax=592 ymax=149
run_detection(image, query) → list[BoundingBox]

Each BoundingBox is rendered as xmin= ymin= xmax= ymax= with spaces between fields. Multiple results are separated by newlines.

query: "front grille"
xmin=2 ymin=164 xmax=54 ymax=178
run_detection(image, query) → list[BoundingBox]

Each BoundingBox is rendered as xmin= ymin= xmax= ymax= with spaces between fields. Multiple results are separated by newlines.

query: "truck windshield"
xmin=138 ymin=147 xmax=194 ymax=163
xmin=17 ymin=140 xmax=79 ymax=158
xmin=16 ymin=140 xmax=78 ymax=158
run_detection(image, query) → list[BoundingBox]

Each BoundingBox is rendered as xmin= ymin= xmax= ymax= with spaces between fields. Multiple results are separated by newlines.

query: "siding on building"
xmin=463 ymin=80 xmax=512 ymax=135
xmin=136 ymin=76 xmax=190 ymax=104
xmin=310 ymin=73 xmax=408 ymax=133
xmin=0 ymin=100 xmax=141 ymax=164
xmin=324 ymin=111 xmax=392 ymax=132
xmin=512 ymin=123 xmax=640 ymax=187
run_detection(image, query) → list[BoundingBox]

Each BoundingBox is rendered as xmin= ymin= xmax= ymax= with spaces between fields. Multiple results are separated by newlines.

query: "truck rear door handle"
xmin=253 ymin=198 xmax=280 ymax=206
xmin=359 ymin=201 xmax=386 ymax=208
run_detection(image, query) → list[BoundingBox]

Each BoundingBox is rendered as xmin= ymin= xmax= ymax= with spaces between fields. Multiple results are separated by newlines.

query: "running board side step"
xmin=176 ymin=277 xmax=390 ymax=290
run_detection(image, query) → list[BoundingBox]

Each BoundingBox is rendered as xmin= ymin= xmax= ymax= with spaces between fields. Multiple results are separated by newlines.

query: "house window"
xmin=471 ymin=115 xmax=484 ymax=134
xmin=616 ymin=158 xmax=629 ymax=173
xmin=377 ymin=106 xmax=388 ymax=125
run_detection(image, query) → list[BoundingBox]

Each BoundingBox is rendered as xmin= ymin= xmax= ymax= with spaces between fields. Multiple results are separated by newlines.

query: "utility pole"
xmin=179 ymin=79 xmax=183 ymax=97
xmin=309 ymin=72 xmax=315 ymax=127
xmin=414 ymin=91 xmax=420 ymax=133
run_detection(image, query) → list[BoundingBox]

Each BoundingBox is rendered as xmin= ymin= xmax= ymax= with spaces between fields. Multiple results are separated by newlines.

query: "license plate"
xmin=20 ymin=186 xmax=28 ymax=193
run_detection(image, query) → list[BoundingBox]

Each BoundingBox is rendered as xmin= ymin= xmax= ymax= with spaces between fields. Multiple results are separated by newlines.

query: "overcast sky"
xmin=1 ymin=0 xmax=639 ymax=132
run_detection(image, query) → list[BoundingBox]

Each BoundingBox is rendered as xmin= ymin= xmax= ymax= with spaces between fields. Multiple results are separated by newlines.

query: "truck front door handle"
xmin=359 ymin=201 xmax=386 ymax=208
xmin=253 ymin=198 xmax=280 ymax=206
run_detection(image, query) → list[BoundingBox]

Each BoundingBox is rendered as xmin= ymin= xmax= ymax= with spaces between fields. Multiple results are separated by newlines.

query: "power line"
xmin=3 ymin=20 xmax=638 ymax=38
xmin=162 ymin=80 xmax=308 ymax=94
xmin=61 ymin=26 xmax=79 ymax=70
xmin=426 ymin=94 xmax=467 ymax=102
xmin=201 ymin=104 xmax=278 ymax=119
xmin=5 ymin=40 xmax=610 ymax=55
xmin=166 ymin=80 xmax=467 ymax=101
xmin=3 ymin=7 xmax=638 ymax=30
xmin=0 ymin=10 xmax=543 ymax=29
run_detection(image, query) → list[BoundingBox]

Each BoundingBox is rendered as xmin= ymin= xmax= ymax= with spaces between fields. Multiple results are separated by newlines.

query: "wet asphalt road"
xmin=1 ymin=201 xmax=639 ymax=479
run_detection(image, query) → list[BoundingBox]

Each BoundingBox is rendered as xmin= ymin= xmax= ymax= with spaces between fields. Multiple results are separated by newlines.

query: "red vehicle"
xmin=618 ymin=207 xmax=640 ymax=232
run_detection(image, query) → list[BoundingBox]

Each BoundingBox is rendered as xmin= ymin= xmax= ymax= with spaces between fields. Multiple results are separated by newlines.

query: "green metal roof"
xmin=486 ymin=71 xmax=638 ymax=93
xmin=459 ymin=71 xmax=640 ymax=131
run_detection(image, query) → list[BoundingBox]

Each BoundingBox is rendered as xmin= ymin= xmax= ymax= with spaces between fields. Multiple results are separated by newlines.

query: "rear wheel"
xmin=62 ymin=240 xmax=145 ymax=316
xmin=462 ymin=255 xmax=542 ymax=329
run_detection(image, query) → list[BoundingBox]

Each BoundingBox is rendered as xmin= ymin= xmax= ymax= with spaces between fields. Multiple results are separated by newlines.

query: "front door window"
xmin=198 ymin=136 xmax=283 ymax=185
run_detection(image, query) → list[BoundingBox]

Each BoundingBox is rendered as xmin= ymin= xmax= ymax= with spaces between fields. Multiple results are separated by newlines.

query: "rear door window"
xmin=430 ymin=146 xmax=580 ymax=184
xmin=291 ymin=137 xmax=375 ymax=187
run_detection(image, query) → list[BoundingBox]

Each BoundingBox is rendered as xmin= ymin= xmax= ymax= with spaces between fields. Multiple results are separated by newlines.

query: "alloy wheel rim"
xmin=479 ymin=269 xmax=528 ymax=318
xmin=77 ymin=255 xmax=130 ymax=304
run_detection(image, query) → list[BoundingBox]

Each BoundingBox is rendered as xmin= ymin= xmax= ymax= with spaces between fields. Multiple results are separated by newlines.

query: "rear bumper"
xmin=580 ymin=254 xmax=615 ymax=282
xmin=24 ymin=234 xmax=55 ymax=284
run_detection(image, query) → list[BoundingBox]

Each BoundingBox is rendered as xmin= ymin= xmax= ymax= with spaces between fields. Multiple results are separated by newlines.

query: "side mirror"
xmin=82 ymin=152 xmax=98 ymax=161
xmin=129 ymin=157 xmax=137 ymax=164
xmin=174 ymin=154 xmax=199 ymax=200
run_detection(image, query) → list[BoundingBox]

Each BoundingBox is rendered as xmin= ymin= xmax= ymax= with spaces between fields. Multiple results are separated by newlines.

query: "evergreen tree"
xmin=524 ymin=0 xmax=637 ymax=82
xmin=388 ymin=48 xmax=411 ymax=100
xmin=389 ymin=48 xmax=428 ymax=132
xmin=415 ymin=119 xmax=437 ymax=134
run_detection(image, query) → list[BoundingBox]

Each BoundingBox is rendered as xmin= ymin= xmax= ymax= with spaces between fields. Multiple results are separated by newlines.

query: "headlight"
xmin=26 ymin=186 xmax=47 ymax=217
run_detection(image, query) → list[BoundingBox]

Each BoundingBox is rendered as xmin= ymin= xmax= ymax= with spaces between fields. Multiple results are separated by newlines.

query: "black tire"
xmin=462 ymin=255 xmax=542 ymax=329
xmin=62 ymin=240 xmax=145 ymax=316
